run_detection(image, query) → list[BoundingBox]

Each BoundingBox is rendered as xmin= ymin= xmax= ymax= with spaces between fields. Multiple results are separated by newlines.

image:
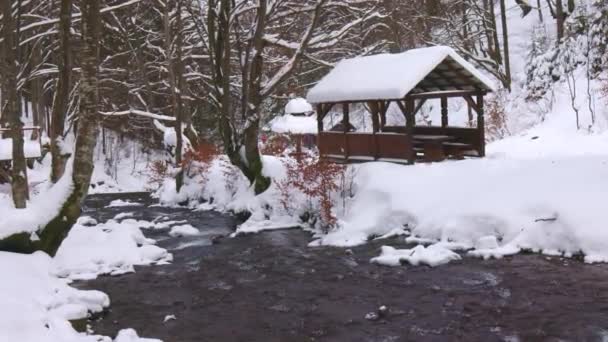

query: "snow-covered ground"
xmin=0 ymin=213 xmax=169 ymax=341
xmin=0 ymin=142 xmax=168 ymax=341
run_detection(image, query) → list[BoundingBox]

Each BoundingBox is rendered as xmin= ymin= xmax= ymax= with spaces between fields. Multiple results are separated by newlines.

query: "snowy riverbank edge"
xmin=156 ymin=129 xmax=608 ymax=265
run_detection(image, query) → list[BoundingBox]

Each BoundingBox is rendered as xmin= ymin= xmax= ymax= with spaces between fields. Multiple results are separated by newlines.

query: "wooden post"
xmin=441 ymin=96 xmax=448 ymax=128
xmin=477 ymin=93 xmax=485 ymax=157
xmin=316 ymin=104 xmax=324 ymax=132
xmin=379 ymin=101 xmax=387 ymax=130
xmin=368 ymin=101 xmax=380 ymax=160
xmin=406 ymin=99 xmax=415 ymax=164
xmin=370 ymin=101 xmax=380 ymax=133
xmin=343 ymin=102 xmax=350 ymax=161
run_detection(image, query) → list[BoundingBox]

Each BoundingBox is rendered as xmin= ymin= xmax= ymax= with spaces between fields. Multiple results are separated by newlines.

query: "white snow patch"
xmin=285 ymin=97 xmax=313 ymax=115
xmin=114 ymin=329 xmax=162 ymax=342
xmin=371 ymin=244 xmax=461 ymax=267
xmin=0 ymin=251 xmax=109 ymax=342
xmin=108 ymin=199 xmax=144 ymax=207
xmin=54 ymin=219 xmax=172 ymax=280
xmin=269 ymin=114 xmax=318 ymax=135
xmin=168 ymin=224 xmax=200 ymax=237
xmin=307 ymin=45 xmax=495 ymax=103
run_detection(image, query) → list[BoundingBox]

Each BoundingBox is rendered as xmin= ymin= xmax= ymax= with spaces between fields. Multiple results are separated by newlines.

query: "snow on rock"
xmin=285 ymin=97 xmax=313 ymax=115
xmin=114 ymin=329 xmax=162 ymax=342
xmin=54 ymin=219 xmax=172 ymax=280
xmin=168 ymin=224 xmax=200 ymax=237
xmin=108 ymin=199 xmax=144 ymax=207
xmin=307 ymin=46 xmax=495 ymax=104
xmin=269 ymin=114 xmax=318 ymax=135
xmin=468 ymin=244 xmax=521 ymax=260
xmin=0 ymin=251 xmax=109 ymax=342
xmin=371 ymin=244 xmax=461 ymax=267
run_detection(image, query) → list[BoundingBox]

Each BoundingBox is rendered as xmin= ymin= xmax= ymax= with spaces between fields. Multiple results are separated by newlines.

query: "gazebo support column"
xmin=441 ymin=96 xmax=448 ymax=128
xmin=368 ymin=101 xmax=380 ymax=159
xmin=406 ymin=99 xmax=415 ymax=164
xmin=316 ymin=104 xmax=324 ymax=132
xmin=379 ymin=101 xmax=388 ymax=131
xmin=342 ymin=102 xmax=350 ymax=161
xmin=477 ymin=93 xmax=485 ymax=157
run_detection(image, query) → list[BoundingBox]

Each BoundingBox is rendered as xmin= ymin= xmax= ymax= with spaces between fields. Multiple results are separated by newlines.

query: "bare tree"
xmin=1 ymin=0 xmax=102 ymax=256
xmin=1 ymin=0 xmax=29 ymax=208
xmin=49 ymin=0 xmax=73 ymax=183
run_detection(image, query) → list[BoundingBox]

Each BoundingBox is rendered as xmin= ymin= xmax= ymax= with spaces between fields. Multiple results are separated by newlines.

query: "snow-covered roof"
xmin=307 ymin=46 xmax=496 ymax=104
xmin=269 ymin=114 xmax=317 ymax=135
xmin=285 ymin=97 xmax=313 ymax=114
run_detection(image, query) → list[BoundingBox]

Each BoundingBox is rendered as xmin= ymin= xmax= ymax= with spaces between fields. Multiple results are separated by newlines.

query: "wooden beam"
xmin=379 ymin=101 xmax=389 ymax=130
xmin=367 ymin=101 xmax=380 ymax=133
xmin=407 ymin=90 xmax=482 ymax=100
xmin=343 ymin=102 xmax=350 ymax=161
xmin=463 ymin=95 xmax=481 ymax=115
xmin=405 ymin=99 xmax=415 ymax=164
xmin=316 ymin=104 xmax=324 ymax=132
xmin=412 ymin=99 xmax=427 ymax=117
xmin=342 ymin=102 xmax=350 ymax=133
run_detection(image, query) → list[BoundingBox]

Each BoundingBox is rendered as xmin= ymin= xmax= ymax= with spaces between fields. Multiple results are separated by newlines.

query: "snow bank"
xmin=0 ymin=160 xmax=74 ymax=240
xmin=54 ymin=219 xmax=172 ymax=280
xmin=0 ymin=251 xmax=108 ymax=342
xmin=314 ymin=154 xmax=608 ymax=263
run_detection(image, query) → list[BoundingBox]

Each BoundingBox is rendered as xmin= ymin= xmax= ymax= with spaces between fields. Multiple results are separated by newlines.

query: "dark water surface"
xmin=84 ymin=193 xmax=608 ymax=342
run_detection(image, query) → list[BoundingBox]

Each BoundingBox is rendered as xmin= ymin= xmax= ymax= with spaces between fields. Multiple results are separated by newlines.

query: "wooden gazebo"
xmin=307 ymin=46 xmax=496 ymax=164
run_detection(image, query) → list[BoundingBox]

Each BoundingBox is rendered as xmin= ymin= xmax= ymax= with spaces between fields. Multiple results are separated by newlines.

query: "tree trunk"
xmin=165 ymin=0 xmax=184 ymax=192
xmin=2 ymin=0 xmax=29 ymax=208
xmin=0 ymin=0 xmax=102 ymax=256
xmin=567 ymin=0 xmax=575 ymax=13
xmin=556 ymin=0 xmax=565 ymax=41
xmin=40 ymin=0 xmax=101 ymax=256
xmin=50 ymin=0 xmax=73 ymax=183
xmin=499 ymin=0 xmax=512 ymax=91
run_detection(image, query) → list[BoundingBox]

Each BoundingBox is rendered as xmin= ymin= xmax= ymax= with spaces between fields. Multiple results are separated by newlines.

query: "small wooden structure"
xmin=307 ymin=46 xmax=495 ymax=164
xmin=0 ymin=126 xmax=42 ymax=161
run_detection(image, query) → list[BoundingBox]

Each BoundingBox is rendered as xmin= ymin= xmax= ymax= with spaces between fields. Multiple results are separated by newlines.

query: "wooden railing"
xmin=383 ymin=125 xmax=484 ymax=157
xmin=0 ymin=126 xmax=43 ymax=161
xmin=319 ymin=131 xmax=414 ymax=163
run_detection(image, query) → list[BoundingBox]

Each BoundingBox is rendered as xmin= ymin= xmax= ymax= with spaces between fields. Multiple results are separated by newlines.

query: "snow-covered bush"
xmin=146 ymin=160 xmax=170 ymax=190
xmin=277 ymin=156 xmax=347 ymax=231
xmin=260 ymin=133 xmax=291 ymax=156
xmin=485 ymin=90 xmax=510 ymax=141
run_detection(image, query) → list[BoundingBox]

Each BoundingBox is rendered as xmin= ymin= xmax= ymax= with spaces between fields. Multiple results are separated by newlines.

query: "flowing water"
xmin=84 ymin=193 xmax=608 ymax=342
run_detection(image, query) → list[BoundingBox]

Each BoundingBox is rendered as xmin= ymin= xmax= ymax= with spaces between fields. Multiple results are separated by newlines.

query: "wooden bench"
xmin=442 ymin=142 xmax=474 ymax=160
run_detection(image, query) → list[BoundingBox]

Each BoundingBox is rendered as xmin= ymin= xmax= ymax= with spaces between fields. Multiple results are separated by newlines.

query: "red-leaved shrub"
xmin=146 ymin=160 xmax=170 ymax=190
xmin=182 ymin=142 xmax=220 ymax=188
xmin=278 ymin=156 xmax=346 ymax=230
xmin=261 ymin=134 xmax=291 ymax=156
